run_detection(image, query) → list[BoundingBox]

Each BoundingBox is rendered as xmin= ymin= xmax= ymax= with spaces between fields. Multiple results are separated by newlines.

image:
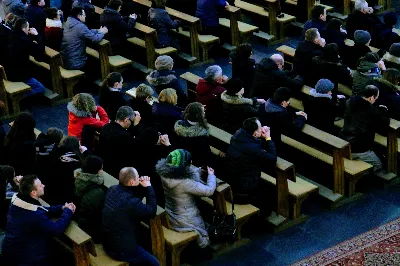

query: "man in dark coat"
xmin=1 ymin=175 xmax=75 ymax=266
xmin=370 ymin=12 xmax=400 ymax=51
xmin=339 ymin=85 xmax=390 ymax=171
xmin=301 ymin=5 xmax=326 ymax=41
xmin=342 ymin=30 xmax=372 ymax=70
xmin=102 ymin=167 xmax=158 ymax=265
xmin=25 ymin=0 xmax=46 ymax=38
xmin=99 ymin=106 xmax=141 ymax=178
xmin=251 ymin=54 xmax=303 ymax=100
xmin=346 ymin=0 xmax=382 ymax=40
xmin=100 ymin=0 xmax=136 ymax=55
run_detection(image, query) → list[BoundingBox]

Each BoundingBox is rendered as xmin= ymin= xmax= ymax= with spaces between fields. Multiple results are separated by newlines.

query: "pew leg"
xmin=202 ymin=46 xmax=209 ymax=62
xmin=278 ymin=23 xmax=284 ymax=40
xmin=170 ymin=243 xmax=190 ymax=266
xmin=10 ymin=94 xmax=23 ymax=114
xmin=291 ymin=196 xmax=308 ymax=220
xmin=347 ymin=175 xmax=362 ymax=197
xmin=73 ymin=244 xmax=91 ymax=266
xmin=65 ymin=79 xmax=80 ymax=99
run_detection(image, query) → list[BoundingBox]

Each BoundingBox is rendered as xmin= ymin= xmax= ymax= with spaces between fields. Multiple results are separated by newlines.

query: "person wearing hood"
xmin=100 ymin=0 xmax=136 ymax=55
xmin=25 ymin=0 xmax=46 ymax=38
xmin=225 ymin=117 xmax=277 ymax=208
xmin=258 ymin=87 xmax=307 ymax=151
xmin=370 ymin=12 xmax=400 ymax=51
xmin=383 ymin=43 xmax=400 ymax=71
xmin=98 ymin=72 xmax=127 ymax=121
xmin=147 ymin=55 xmax=188 ymax=107
xmin=74 ymin=155 xmax=105 ymax=243
xmin=373 ymin=68 xmax=400 ymax=120
xmin=304 ymin=79 xmax=346 ymax=134
xmin=251 ymin=54 xmax=302 ymax=100
xmin=156 ymin=149 xmax=216 ymax=248
xmin=174 ymin=102 xmax=211 ymax=167
xmin=148 ymin=0 xmax=181 ymax=50
xmin=60 ymin=7 xmax=108 ymax=70
xmin=196 ymin=65 xmax=227 ymax=107
xmin=301 ymin=5 xmax=327 ymax=41
xmin=342 ymin=30 xmax=373 ymax=70
xmin=128 ymin=83 xmax=155 ymax=129
xmin=219 ymin=78 xmax=264 ymax=134
xmin=44 ymin=7 xmax=63 ymax=50
xmin=229 ymin=43 xmax=255 ymax=97
xmin=323 ymin=18 xmax=347 ymax=55
xmin=294 ymin=28 xmax=325 ymax=84
xmin=352 ymin=52 xmax=386 ymax=96
xmin=346 ymin=0 xmax=381 ymax=40
xmin=72 ymin=0 xmax=97 ymax=29
xmin=3 ymin=0 xmax=26 ymax=16
xmin=339 ymin=85 xmax=389 ymax=172
xmin=102 ymin=167 xmax=158 ymax=265
xmin=67 ymin=93 xmax=109 ymax=140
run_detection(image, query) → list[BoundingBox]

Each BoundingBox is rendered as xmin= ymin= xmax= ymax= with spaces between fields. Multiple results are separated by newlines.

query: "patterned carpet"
xmin=292 ymin=217 xmax=400 ymax=266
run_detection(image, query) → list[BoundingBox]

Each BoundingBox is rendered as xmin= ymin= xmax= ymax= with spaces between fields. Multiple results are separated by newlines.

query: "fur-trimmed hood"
xmin=155 ymin=158 xmax=201 ymax=188
xmin=146 ymin=70 xmax=178 ymax=86
xmin=74 ymin=168 xmax=104 ymax=197
xmin=174 ymin=120 xmax=209 ymax=137
xmin=11 ymin=194 xmax=48 ymax=212
xmin=383 ymin=52 xmax=400 ymax=65
xmin=220 ymin=91 xmax=253 ymax=105
xmin=309 ymin=88 xmax=332 ymax=99
xmin=67 ymin=102 xmax=92 ymax=117
xmin=373 ymin=77 xmax=400 ymax=93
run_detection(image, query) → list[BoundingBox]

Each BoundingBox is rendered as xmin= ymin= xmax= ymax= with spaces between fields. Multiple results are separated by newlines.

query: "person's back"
xmin=346 ymin=2 xmax=381 ymax=40
xmin=352 ymin=52 xmax=383 ymax=96
xmin=195 ymin=0 xmax=226 ymax=28
xmin=301 ymin=5 xmax=327 ymax=41
xmin=383 ymin=44 xmax=400 ymax=71
xmin=229 ymin=44 xmax=255 ymax=97
xmin=45 ymin=7 xmax=63 ymax=50
xmin=152 ymin=89 xmax=183 ymax=135
xmin=128 ymin=84 xmax=154 ymax=129
xmin=25 ymin=0 xmax=47 ymax=38
xmin=3 ymin=0 xmax=26 ymax=16
xmin=373 ymin=69 xmax=400 ymax=120
xmin=370 ymin=12 xmax=400 ymax=51
xmin=148 ymin=6 xmax=179 ymax=49
xmin=98 ymin=73 xmax=127 ymax=121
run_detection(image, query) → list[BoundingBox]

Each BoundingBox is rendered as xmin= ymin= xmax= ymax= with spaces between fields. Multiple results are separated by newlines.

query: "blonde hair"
xmin=158 ymin=88 xmax=177 ymax=105
xmin=136 ymin=84 xmax=154 ymax=100
xmin=72 ymin=93 xmax=96 ymax=113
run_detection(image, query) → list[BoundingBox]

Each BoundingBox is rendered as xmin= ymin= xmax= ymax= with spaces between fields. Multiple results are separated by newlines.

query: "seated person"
xmin=258 ymin=87 xmax=307 ymax=151
xmin=61 ymin=7 xmax=108 ymax=70
xmin=25 ymin=0 xmax=46 ymax=38
xmin=294 ymin=28 xmax=325 ymax=84
xmin=196 ymin=65 xmax=227 ymax=107
xmin=301 ymin=5 xmax=326 ymax=41
xmin=100 ymin=0 xmax=136 ymax=55
xmin=44 ymin=7 xmax=63 ymax=50
xmin=148 ymin=0 xmax=180 ymax=50
xmin=343 ymin=30 xmax=372 ymax=70
xmin=346 ymin=0 xmax=382 ymax=39
xmin=324 ymin=18 xmax=347 ymax=56
xmin=74 ymin=155 xmax=105 ymax=243
xmin=102 ymin=167 xmax=158 ymax=265
xmin=251 ymin=54 xmax=302 ymax=100
xmin=229 ymin=43 xmax=255 ymax=97
xmin=156 ymin=149 xmax=216 ymax=248
xmin=195 ymin=0 xmax=228 ymax=36
xmin=339 ymin=85 xmax=389 ymax=172
xmin=3 ymin=0 xmax=26 ymax=16
xmin=0 ymin=165 xmax=19 ymax=230
xmin=1 ymin=175 xmax=75 ymax=266
xmin=67 ymin=93 xmax=109 ymax=140
xmin=98 ymin=72 xmax=127 ymax=121
xmin=304 ymin=79 xmax=346 ymax=133
xmin=352 ymin=52 xmax=385 ymax=95
xmin=383 ymin=43 xmax=400 ymax=71
xmin=128 ymin=83 xmax=154 ymax=129
xmin=146 ymin=55 xmax=188 ymax=107
xmin=370 ymin=12 xmax=400 ymax=51
xmin=72 ymin=0 xmax=97 ymax=29
xmin=373 ymin=68 xmax=400 ymax=120
xmin=0 ymin=13 xmax=18 ymax=66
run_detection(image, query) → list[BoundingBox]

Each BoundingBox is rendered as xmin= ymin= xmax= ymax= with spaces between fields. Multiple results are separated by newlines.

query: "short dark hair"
xmin=107 ymin=0 xmax=122 ymax=10
xmin=14 ymin=18 xmax=28 ymax=30
xmin=104 ymin=72 xmax=122 ymax=87
xmin=326 ymin=18 xmax=342 ymax=31
xmin=71 ymin=7 xmax=84 ymax=18
xmin=272 ymin=87 xmax=291 ymax=104
xmin=311 ymin=5 xmax=325 ymax=20
xmin=359 ymin=85 xmax=379 ymax=98
xmin=45 ymin=7 xmax=59 ymax=20
xmin=116 ymin=106 xmax=134 ymax=121
xmin=82 ymin=155 xmax=103 ymax=175
xmin=19 ymin=175 xmax=38 ymax=196
xmin=305 ymin=28 xmax=319 ymax=42
xmin=30 ymin=0 xmax=42 ymax=6
xmin=242 ymin=117 xmax=259 ymax=134
xmin=47 ymin=127 xmax=63 ymax=144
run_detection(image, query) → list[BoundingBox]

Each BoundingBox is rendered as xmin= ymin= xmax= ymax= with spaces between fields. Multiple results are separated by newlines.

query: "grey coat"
xmin=155 ymin=159 xmax=216 ymax=247
xmin=60 ymin=17 xmax=104 ymax=70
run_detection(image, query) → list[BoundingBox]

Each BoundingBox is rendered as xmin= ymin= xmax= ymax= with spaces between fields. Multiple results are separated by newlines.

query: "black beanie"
xmin=225 ymin=78 xmax=244 ymax=96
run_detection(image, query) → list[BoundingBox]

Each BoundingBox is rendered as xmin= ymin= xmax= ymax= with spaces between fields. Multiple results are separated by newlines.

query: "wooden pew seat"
xmin=234 ymin=0 xmax=295 ymax=23
xmin=1 ymin=66 xmax=31 ymax=115
xmin=127 ymin=37 xmax=177 ymax=56
xmin=218 ymin=18 xmax=259 ymax=35
xmin=162 ymin=227 xmax=198 ymax=247
xmin=90 ymin=244 xmax=129 ymax=266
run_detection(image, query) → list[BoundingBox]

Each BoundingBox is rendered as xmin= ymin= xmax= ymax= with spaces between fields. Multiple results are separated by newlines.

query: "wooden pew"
xmin=284 ymin=0 xmax=334 ymax=21
xmin=0 ymin=65 xmax=31 ymax=116
xmin=344 ymin=39 xmax=380 ymax=53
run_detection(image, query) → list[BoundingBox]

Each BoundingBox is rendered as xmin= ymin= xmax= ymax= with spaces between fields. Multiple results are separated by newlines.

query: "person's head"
xmin=72 ymin=93 xmax=97 ymax=113
xmin=359 ymin=52 xmax=380 ymax=67
xmin=315 ymin=79 xmax=334 ymax=95
xmin=384 ymin=11 xmax=397 ymax=27
xmin=155 ymin=55 xmax=174 ymax=71
xmin=383 ymin=68 xmax=400 ymax=86
xmin=354 ymin=0 xmax=369 ymax=13
xmin=103 ymin=72 xmax=123 ymax=90
xmin=389 ymin=43 xmax=400 ymax=58
xmin=107 ymin=0 xmax=122 ymax=11
xmin=59 ymin=136 xmax=80 ymax=152
xmin=158 ymin=88 xmax=177 ymax=105
xmin=82 ymin=155 xmax=103 ymax=175
xmin=354 ymin=30 xmax=371 ymax=45
xmin=45 ymin=7 xmax=60 ymax=20
xmin=6 ymin=112 xmax=36 ymax=145
xmin=323 ymin=43 xmax=340 ymax=63
xmin=359 ymin=85 xmax=379 ymax=104
xmin=115 ymin=106 xmax=135 ymax=128
xmin=153 ymin=0 xmax=167 ymax=8
xmin=135 ymin=84 xmax=154 ymax=102
xmin=242 ymin=117 xmax=262 ymax=138
xmin=14 ymin=18 xmax=29 ymax=35
xmin=183 ymin=102 xmax=208 ymax=128
xmin=311 ymin=5 xmax=326 ymax=21
xmin=47 ymin=127 xmax=64 ymax=144
xmin=71 ymin=7 xmax=86 ymax=22
xmin=270 ymin=54 xmax=284 ymax=70
xmin=235 ymin=43 xmax=253 ymax=60
xmin=305 ymin=28 xmax=321 ymax=44
xmin=0 ymin=165 xmax=15 ymax=186
xmin=326 ymin=18 xmax=342 ymax=31
xmin=167 ymin=149 xmax=192 ymax=168
xmin=204 ymin=65 xmax=223 ymax=84
xmin=224 ymin=78 xmax=244 ymax=96
xmin=272 ymin=87 xmax=292 ymax=108
xmin=119 ymin=167 xmax=139 ymax=186
xmin=31 ymin=0 xmax=45 ymax=7
xmin=19 ymin=175 xmax=44 ymax=199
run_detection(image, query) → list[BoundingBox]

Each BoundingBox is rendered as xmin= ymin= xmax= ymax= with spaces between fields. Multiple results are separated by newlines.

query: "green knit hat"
xmin=167 ymin=149 xmax=192 ymax=167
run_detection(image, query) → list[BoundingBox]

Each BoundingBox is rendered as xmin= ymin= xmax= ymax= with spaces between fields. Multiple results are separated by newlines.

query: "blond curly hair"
xmin=72 ymin=93 xmax=96 ymax=113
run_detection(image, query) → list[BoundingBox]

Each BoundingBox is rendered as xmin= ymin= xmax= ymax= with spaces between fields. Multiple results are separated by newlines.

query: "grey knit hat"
xmin=354 ymin=30 xmax=371 ymax=44
xmin=389 ymin=43 xmax=400 ymax=57
xmin=155 ymin=55 xmax=174 ymax=70
xmin=315 ymin=79 xmax=334 ymax=94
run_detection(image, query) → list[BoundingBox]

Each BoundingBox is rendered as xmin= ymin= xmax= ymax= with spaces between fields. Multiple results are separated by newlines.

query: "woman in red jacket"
xmin=67 ymin=93 xmax=109 ymax=140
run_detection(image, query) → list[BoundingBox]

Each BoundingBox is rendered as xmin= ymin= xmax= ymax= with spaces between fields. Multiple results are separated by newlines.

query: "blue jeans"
xmin=25 ymin=78 xmax=45 ymax=97
xmin=107 ymin=246 xmax=159 ymax=266
xmin=352 ymin=150 xmax=382 ymax=172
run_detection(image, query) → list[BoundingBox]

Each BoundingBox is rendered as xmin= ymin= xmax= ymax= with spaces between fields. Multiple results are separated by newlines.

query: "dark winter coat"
xmin=225 ymin=128 xmax=277 ymax=194
xmin=339 ymin=96 xmax=389 ymax=153
xmin=294 ymin=40 xmax=324 ymax=83
xmin=146 ymin=70 xmax=188 ymax=107
xmin=0 ymin=23 xmax=12 ymax=66
xmin=152 ymin=101 xmax=183 ymax=135
xmin=229 ymin=51 xmax=256 ymax=97
xmin=372 ymin=77 xmax=400 ymax=120
xmin=100 ymin=6 xmax=136 ymax=53
xmin=98 ymin=89 xmax=127 ymax=121
xmin=251 ymin=58 xmax=302 ymax=100
xmin=3 ymin=0 xmax=25 ymax=16
xmin=195 ymin=78 xmax=226 ymax=108
xmin=346 ymin=10 xmax=382 ymax=40
xmin=1 ymin=194 xmax=73 ymax=265
xmin=219 ymin=91 xmax=259 ymax=134
xmin=74 ymin=169 xmax=106 ymax=243
xmin=174 ymin=120 xmax=211 ymax=167
xmin=128 ymin=97 xmax=154 ymax=129
xmin=324 ymin=29 xmax=347 ymax=56
xmin=195 ymin=0 xmax=225 ymax=27
xmin=102 ymin=184 xmax=157 ymax=256
xmin=342 ymin=43 xmax=372 ymax=70
xmin=301 ymin=19 xmax=325 ymax=41
xmin=383 ymin=52 xmax=400 ymax=72
xmin=148 ymin=7 xmax=179 ymax=48
xmin=25 ymin=5 xmax=46 ymax=38
xmin=311 ymin=56 xmax=353 ymax=91
xmin=4 ymin=136 xmax=36 ymax=176
xmin=370 ymin=24 xmax=400 ymax=51
xmin=352 ymin=58 xmax=381 ymax=96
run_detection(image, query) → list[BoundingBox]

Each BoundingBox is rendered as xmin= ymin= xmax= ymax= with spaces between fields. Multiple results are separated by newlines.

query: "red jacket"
xmin=68 ymin=104 xmax=109 ymax=140
xmin=195 ymin=79 xmax=226 ymax=107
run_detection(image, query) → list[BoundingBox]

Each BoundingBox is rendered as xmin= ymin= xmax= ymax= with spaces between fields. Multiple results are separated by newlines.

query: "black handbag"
xmin=209 ymin=197 xmax=237 ymax=242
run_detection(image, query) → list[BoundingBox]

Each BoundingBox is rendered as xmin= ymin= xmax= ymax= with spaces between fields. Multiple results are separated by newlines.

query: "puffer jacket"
xmin=195 ymin=78 xmax=226 ymax=107
xmin=352 ymin=59 xmax=381 ymax=96
xmin=60 ymin=17 xmax=105 ymax=70
xmin=148 ymin=7 xmax=179 ymax=47
xmin=294 ymin=40 xmax=324 ymax=83
xmin=67 ymin=102 xmax=109 ymax=140
xmin=152 ymin=101 xmax=183 ymax=136
xmin=342 ymin=43 xmax=372 ymax=70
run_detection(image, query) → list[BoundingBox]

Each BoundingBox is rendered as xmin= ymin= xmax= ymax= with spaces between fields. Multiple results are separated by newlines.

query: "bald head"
xmin=119 ymin=167 xmax=139 ymax=186
xmin=270 ymin=54 xmax=284 ymax=70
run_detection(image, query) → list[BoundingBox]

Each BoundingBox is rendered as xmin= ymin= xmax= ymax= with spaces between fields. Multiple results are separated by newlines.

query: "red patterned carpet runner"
xmin=292 ymin=218 xmax=400 ymax=266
